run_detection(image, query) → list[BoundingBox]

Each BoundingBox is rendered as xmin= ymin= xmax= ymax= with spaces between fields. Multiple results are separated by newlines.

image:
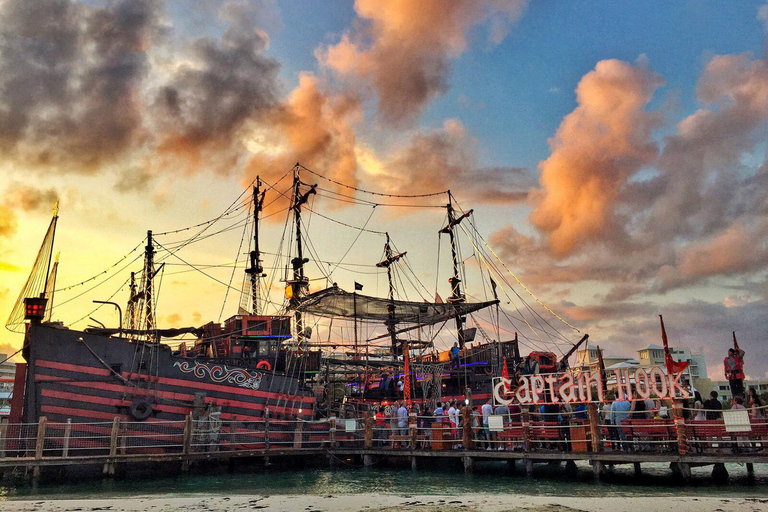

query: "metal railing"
xmin=1 ymin=403 xmax=767 ymax=464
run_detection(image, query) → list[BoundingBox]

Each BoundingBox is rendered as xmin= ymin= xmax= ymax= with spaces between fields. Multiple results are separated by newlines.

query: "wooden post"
xmin=32 ymin=416 xmax=47 ymax=484
xmin=672 ymin=400 xmax=687 ymax=455
xmin=182 ymin=414 xmax=193 ymax=473
xmin=62 ymin=419 xmax=72 ymax=458
xmin=521 ymin=407 xmax=531 ymax=453
xmin=587 ymin=403 xmax=602 ymax=453
xmin=103 ymin=416 xmax=120 ymax=476
xmin=592 ymin=460 xmax=605 ymax=480
xmin=34 ymin=416 xmax=47 ymax=460
xmin=0 ymin=418 xmax=8 ymax=458
xmin=329 ymin=417 xmax=337 ymax=448
xmin=264 ymin=408 xmax=270 ymax=452
xmin=293 ymin=418 xmax=304 ymax=449
xmin=409 ymin=412 xmax=417 ymax=449
xmin=462 ymin=455 xmax=473 ymax=474
xmin=229 ymin=416 xmax=237 ymax=451
xmin=364 ymin=411 xmax=373 ymax=448
xmin=462 ymin=406 xmax=473 ymax=450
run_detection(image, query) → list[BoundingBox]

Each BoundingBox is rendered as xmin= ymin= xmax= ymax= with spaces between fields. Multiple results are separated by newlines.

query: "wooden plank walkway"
xmin=1 ymin=410 xmax=766 ymax=484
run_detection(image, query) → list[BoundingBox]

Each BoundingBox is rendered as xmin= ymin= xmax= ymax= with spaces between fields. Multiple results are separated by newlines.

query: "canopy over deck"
xmin=295 ymin=286 xmax=498 ymax=326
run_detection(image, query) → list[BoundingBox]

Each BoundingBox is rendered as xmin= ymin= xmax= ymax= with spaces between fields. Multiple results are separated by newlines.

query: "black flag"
xmin=354 ymin=282 xmax=363 ymax=291
xmin=490 ymin=277 xmax=498 ymax=301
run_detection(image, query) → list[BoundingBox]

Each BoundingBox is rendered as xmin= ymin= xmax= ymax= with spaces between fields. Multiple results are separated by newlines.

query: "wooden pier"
xmin=1 ymin=406 xmax=766 ymax=485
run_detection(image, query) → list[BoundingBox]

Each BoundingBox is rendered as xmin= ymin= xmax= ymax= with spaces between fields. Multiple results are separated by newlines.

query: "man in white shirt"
xmin=481 ymin=398 xmax=494 ymax=449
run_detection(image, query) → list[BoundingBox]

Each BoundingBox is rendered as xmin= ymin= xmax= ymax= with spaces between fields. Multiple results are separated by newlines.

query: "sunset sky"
xmin=1 ymin=0 xmax=767 ymax=380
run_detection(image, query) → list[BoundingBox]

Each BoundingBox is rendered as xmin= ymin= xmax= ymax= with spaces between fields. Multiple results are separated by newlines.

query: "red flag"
xmin=733 ymin=331 xmax=740 ymax=351
xmin=403 ymin=343 xmax=411 ymax=407
xmin=660 ymin=315 xmax=690 ymax=374
xmin=501 ymin=356 xmax=510 ymax=394
xmin=596 ymin=345 xmax=608 ymax=395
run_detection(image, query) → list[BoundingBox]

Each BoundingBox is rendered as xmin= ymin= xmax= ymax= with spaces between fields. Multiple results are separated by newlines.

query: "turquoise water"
xmin=1 ymin=461 xmax=766 ymax=500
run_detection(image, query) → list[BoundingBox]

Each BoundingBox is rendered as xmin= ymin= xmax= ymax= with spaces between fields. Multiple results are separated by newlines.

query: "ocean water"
xmin=1 ymin=460 xmax=766 ymax=500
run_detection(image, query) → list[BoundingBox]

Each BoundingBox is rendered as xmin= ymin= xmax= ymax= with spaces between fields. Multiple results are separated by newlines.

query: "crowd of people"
xmin=361 ymin=343 xmax=764 ymax=452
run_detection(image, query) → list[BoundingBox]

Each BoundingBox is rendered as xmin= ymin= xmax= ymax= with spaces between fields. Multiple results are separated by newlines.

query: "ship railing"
xmin=1 ymin=405 xmax=767 ymax=460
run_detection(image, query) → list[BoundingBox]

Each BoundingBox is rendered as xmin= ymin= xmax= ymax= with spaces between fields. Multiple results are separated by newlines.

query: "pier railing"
xmin=0 ymin=404 xmax=766 ymax=473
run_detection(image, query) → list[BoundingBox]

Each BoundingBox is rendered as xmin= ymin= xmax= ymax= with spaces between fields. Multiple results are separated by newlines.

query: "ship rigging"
xmin=7 ymin=163 xmax=588 ymax=419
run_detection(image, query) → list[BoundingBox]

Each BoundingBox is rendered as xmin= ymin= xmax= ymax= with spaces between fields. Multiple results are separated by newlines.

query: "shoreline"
xmin=1 ymin=494 xmax=767 ymax=512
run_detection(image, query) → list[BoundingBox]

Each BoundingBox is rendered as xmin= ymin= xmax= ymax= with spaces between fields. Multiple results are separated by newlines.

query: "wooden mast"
xmin=245 ymin=177 xmax=266 ymax=314
xmin=440 ymin=192 xmax=472 ymax=347
xmin=376 ymin=233 xmax=407 ymax=360
xmin=288 ymin=164 xmax=316 ymax=352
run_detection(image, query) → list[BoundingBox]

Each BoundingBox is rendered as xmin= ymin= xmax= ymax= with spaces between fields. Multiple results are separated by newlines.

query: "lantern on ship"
xmin=24 ymin=297 xmax=48 ymax=321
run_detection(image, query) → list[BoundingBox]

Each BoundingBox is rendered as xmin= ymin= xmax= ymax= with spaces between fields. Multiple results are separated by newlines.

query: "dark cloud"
xmin=152 ymin=1 xmax=282 ymax=174
xmin=0 ymin=0 xmax=162 ymax=171
xmin=3 ymin=183 xmax=59 ymax=213
xmin=370 ymin=119 xmax=533 ymax=204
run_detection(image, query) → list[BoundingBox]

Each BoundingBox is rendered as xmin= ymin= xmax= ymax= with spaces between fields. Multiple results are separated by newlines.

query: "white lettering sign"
xmin=493 ymin=366 xmax=690 ymax=406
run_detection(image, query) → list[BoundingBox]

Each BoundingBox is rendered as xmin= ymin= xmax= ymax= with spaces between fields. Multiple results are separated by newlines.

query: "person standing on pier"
xmin=748 ymin=387 xmax=764 ymax=419
xmin=610 ymin=397 xmax=631 ymax=452
xmin=704 ymin=391 xmax=723 ymax=420
xmin=397 ymin=401 xmax=409 ymax=437
xmin=481 ymin=398 xmax=494 ymax=449
xmin=724 ymin=344 xmax=746 ymax=399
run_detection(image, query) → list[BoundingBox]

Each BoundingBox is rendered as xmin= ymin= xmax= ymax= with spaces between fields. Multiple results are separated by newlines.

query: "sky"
xmin=1 ymin=0 xmax=767 ymax=381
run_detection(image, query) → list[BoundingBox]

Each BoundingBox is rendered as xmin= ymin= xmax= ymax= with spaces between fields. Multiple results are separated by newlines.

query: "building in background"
xmin=0 ymin=353 xmax=16 ymax=418
xmin=710 ymin=380 xmax=768 ymax=403
xmin=637 ymin=344 xmax=708 ymax=391
xmin=574 ymin=345 xmax=632 ymax=374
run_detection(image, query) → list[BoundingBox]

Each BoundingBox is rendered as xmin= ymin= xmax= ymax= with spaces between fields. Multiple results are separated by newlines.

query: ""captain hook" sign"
xmin=493 ymin=366 xmax=690 ymax=406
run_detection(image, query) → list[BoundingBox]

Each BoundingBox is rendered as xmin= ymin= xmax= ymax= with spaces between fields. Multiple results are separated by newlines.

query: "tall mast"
xmin=41 ymin=201 xmax=59 ymax=299
xmin=288 ymin=164 xmax=315 ymax=351
xmin=126 ymin=271 xmax=138 ymax=332
xmin=440 ymin=192 xmax=472 ymax=347
xmin=44 ymin=253 xmax=60 ymax=322
xmin=376 ymin=233 xmax=406 ymax=359
xmin=142 ymin=230 xmax=156 ymax=338
xmin=246 ymin=177 xmax=266 ymax=314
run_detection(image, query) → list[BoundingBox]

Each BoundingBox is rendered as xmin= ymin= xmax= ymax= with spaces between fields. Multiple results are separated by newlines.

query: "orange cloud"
xmin=0 ymin=205 xmax=16 ymax=241
xmin=318 ymin=0 xmax=528 ymax=125
xmin=242 ymin=74 xmax=362 ymax=216
xmin=529 ymin=59 xmax=664 ymax=257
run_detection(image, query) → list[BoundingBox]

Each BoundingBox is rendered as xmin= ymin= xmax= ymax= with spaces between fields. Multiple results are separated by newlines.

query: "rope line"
xmin=299 ymin=164 xmax=448 ymax=198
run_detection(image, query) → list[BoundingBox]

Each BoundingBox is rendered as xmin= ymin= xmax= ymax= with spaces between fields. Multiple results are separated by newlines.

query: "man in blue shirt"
xmin=610 ymin=398 xmax=632 ymax=452
xmin=451 ymin=343 xmax=460 ymax=368
xmin=397 ymin=401 xmax=409 ymax=437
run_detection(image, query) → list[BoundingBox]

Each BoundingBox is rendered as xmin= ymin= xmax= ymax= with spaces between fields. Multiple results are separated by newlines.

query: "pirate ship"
xmin=6 ymin=164 xmax=588 ymax=431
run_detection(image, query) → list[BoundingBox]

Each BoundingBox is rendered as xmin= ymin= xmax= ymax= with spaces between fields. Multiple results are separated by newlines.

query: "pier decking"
xmin=1 ymin=404 xmax=766 ymax=485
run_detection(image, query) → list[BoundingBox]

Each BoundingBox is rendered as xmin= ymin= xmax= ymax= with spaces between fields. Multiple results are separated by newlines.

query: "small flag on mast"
xmin=501 ymin=356 xmax=510 ymax=395
xmin=490 ymin=277 xmax=498 ymax=300
xmin=354 ymin=282 xmax=363 ymax=291
xmin=659 ymin=315 xmax=690 ymax=374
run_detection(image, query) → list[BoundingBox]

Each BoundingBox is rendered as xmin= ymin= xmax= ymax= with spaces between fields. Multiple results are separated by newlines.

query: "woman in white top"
xmin=693 ymin=390 xmax=706 ymax=421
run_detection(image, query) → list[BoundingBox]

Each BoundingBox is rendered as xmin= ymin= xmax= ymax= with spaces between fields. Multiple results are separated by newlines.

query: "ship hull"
xmin=22 ymin=324 xmax=315 ymax=427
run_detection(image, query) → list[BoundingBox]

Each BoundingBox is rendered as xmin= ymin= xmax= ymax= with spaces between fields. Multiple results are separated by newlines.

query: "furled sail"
xmin=295 ymin=286 xmax=498 ymax=326
xmin=6 ymin=203 xmax=59 ymax=333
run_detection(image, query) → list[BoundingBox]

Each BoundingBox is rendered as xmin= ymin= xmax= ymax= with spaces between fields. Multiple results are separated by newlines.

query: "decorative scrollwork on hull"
xmin=173 ymin=361 xmax=263 ymax=390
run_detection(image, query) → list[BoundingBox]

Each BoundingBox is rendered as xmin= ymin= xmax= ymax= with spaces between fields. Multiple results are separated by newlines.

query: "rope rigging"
xmin=28 ymin=163 xmax=584 ymax=373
